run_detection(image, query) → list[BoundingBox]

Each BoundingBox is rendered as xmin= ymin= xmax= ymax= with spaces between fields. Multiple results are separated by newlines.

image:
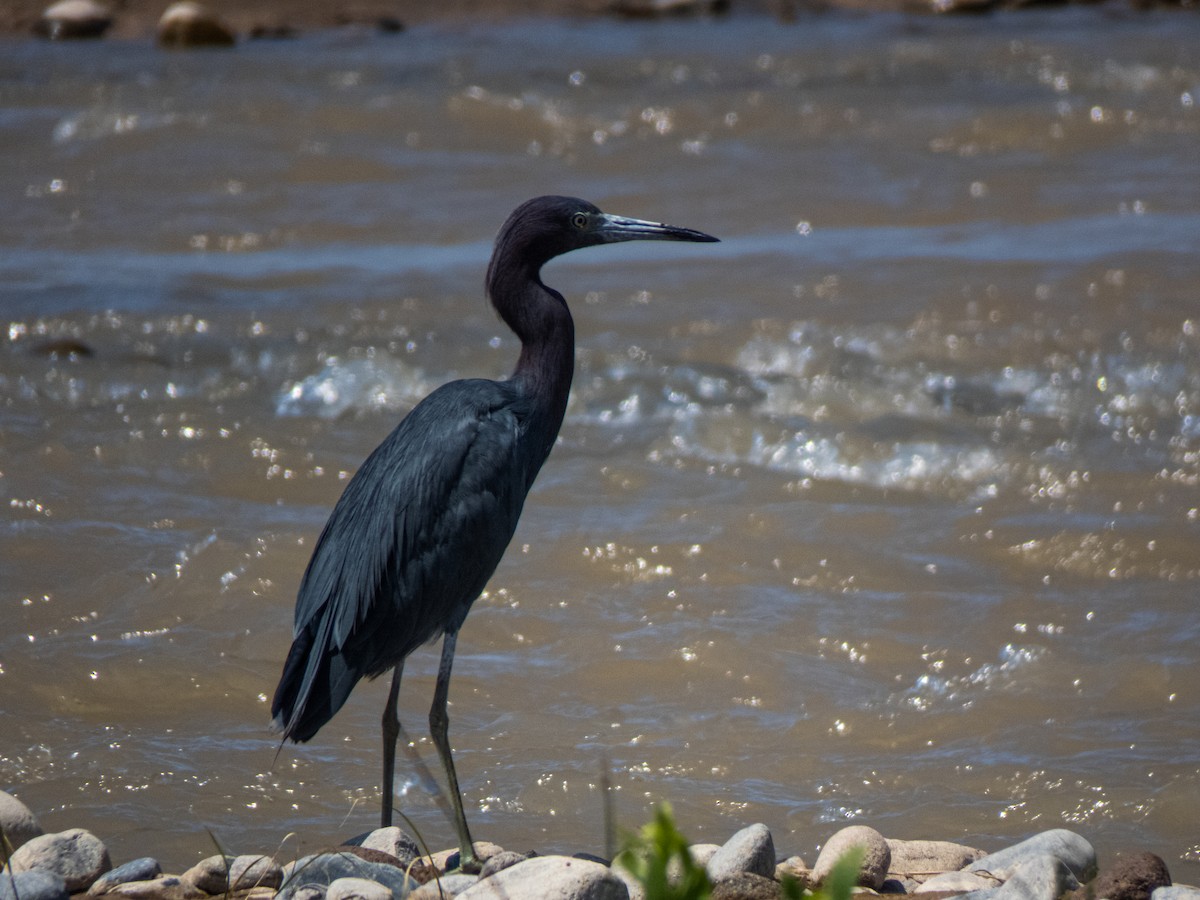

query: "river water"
xmin=2 ymin=8 xmax=1198 ymax=883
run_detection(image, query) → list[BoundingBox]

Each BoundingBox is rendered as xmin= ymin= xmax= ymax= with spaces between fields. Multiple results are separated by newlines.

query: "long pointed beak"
xmin=596 ymin=213 xmax=719 ymax=244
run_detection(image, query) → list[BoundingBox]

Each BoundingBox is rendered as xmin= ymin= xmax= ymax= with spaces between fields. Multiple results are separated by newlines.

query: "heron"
xmin=271 ymin=195 xmax=718 ymax=871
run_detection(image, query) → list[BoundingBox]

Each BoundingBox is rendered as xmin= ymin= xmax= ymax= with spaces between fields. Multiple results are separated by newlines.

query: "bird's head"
xmin=487 ymin=195 xmax=718 ymax=281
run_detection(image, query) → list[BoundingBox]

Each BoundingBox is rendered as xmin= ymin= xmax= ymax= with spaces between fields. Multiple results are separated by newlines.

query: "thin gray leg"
xmin=429 ymin=630 xmax=479 ymax=872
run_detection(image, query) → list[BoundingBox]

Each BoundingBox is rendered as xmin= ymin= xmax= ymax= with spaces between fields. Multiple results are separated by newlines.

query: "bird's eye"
xmin=571 ymin=213 xmax=588 ymax=229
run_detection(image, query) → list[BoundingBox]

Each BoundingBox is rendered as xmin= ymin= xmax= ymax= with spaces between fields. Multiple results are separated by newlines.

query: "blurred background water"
xmin=2 ymin=8 xmax=1199 ymax=881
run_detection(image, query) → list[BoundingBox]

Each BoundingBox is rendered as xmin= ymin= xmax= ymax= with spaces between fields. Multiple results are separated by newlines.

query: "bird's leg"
xmin=429 ymin=630 xmax=479 ymax=873
xmin=381 ymin=663 xmax=404 ymax=828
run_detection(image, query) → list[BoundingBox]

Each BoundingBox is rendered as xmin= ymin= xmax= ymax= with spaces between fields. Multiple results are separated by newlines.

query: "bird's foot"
xmin=446 ymin=847 xmax=482 ymax=875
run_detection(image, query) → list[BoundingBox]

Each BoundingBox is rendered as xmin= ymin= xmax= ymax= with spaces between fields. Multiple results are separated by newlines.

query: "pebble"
xmin=156 ymin=1 xmax=235 ymax=47
xmin=456 ymin=856 xmax=625 ymax=900
xmin=10 ymin=828 xmax=113 ymax=893
xmin=992 ymin=854 xmax=1081 ymax=899
xmin=1089 ymin=851 xmax=1173 ymax=900
xmin=968 ymin=827 xmax=1098 ymax=884
xmin=478 ymin=851 xmax=534 ymax=878
xmin=425 ymin=841 xmax=504 ymax=873
xmin=0 ymin=870 xmax=69 ymax=900
xmin=706 ymin=823 xmax=775 ymax=881
xmin=2 ymin=791 xmax=1196 ymax=900
xmin=103 ymin=876 xmax=206 ymax=900
xmin=409 ymin=873 xmax=479 ymax=899
xmin=87 ymin=858 xmax=163 ymax=894
xmin=325 ymin=877 xmax=394 ymax=900
xmin=811 ymin=824 xmax=891 ymax=891
xmin=278 ymin=851 xmax=416 ymax=899
xmin=709 ymin=871 xmax=780 ymax=899
xmin=0 ymin=791 xmax=44 ymax=851
xmin=344 ymin=827 xmax=421 ymax=867
xmin=32 ymin=0 xmax=111 ymax=39
xmin=887 ymin=837 xmax=985 ymax=885
xmin=1154 ymin=888 xmax=1200 ymax=899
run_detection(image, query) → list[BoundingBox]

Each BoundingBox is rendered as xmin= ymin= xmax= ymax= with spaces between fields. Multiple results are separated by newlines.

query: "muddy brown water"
xmin=2 ymin=10 xmax=1198 ymax=882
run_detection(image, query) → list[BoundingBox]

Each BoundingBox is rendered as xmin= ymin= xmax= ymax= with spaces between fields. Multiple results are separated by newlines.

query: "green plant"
xmin=615 ymin=804 xmax=710 ymax=900
xmin=781 ymin=846 xmax=863 ymax=900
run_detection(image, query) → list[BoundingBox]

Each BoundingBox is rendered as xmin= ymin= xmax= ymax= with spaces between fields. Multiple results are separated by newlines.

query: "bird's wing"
xmin=288 ymin=378 xmax=533 ymax=693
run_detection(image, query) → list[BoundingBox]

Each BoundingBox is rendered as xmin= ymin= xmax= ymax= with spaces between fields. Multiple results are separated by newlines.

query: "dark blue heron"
xmin=271 ymin=195 xmax=717 ymax=871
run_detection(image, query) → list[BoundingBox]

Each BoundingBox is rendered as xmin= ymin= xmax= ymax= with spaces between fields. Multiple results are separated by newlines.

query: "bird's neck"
xmin=491 ymin=271 xmax=576 ymax=443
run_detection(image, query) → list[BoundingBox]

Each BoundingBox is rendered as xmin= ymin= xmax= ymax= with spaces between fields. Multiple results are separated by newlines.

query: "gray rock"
xmin=992 ymin=855 xmax=1079 ymax=900
xmin=811 ymin=825 xmax=890 ymax=891
xmin=705 ymin=824 xmax=775 ymax=881
xmin=479 ymin=851 xmax=533 ymax=879
xmin=345 ymin=828 xmax=421 ymax=867
xmin=709 ymin=871 xmax=781 ymax=899
xmin=0 ymin=870 xmax=69 ymax=900
xmin=88 ymin=858 xmax=163 ymax=894
xmin=409 ymin=874 xmax=479 ymax=899
xmin=915 ymin=870 xmax=998 ymax=893
xmin=427 ymin=842 xmax=505 ymax=873
xmin=967 ymin=828 xmax=1097 ymax=884
xmin=0 ymin=791 xmax=44 ymax=851
xmin=103 ymin=876 xmax=206 ymax=900
xmin=608 ymin=859 xmax=645 ymax=900
xmin=182 ymin=854 xmax=280 ymax=897
xmin=1154 ymin=888 xmax=1200 ymax=899
xmin=279 ymin=852 xmax=416 ymax=900
xmin=326 ymin=877 xmax=394 ymax=900
xmin=456 ymin=856 xmax=627 ymax=900
xmin=774 ymin=856 xmax=811 ymax=890
xmin=282 ymin=885 xmax=327 ymax=900
xmin=887 ymin=838 xmax=984 ymax=883
xmin=687 ymin=844 xmax=721 ymax=868
xmin=33 ymin=0 xmax=112 ymax=39
xmin=10 ymin=828 xmax=112 ymax=893
xmin=156 ymin=1 xmax=235 ymax=47
xmin=228 ymin=855 xmax=285 ymax=891
xmin=181 ymin=855 xmax=236 ymax=893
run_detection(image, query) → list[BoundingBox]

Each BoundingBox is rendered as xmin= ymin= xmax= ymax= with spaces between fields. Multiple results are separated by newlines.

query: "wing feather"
xmin=272 ymin=378 xmax=534 ymax=741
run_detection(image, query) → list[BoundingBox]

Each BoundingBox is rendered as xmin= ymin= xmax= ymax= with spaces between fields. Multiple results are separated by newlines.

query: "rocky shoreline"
xmin=2 ymin=790 xmax=1198 ymax=900
xmin=6 ymin=0 xmax=1200 ymax=44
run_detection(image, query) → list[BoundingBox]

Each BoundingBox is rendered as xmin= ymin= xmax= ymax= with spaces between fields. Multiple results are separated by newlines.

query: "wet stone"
xmin=10 ymin=828 xmax=113 ymax=893
xmin=0 ymin=791 xmax=44 ymax=851
xmin=156 ymin=1 xmax=235 ymax=47
xmin=812 ymin=825 xmax=891 ymax=891
xmin=33 ymin=0 xmax=111 ymax=38
xmin=706 ymin=824 xmax=775 ymax=881
xmin=88 ymin=858 xmax=163 ymax=895
xmin=0 ymin=870 xmax=69 ymax=900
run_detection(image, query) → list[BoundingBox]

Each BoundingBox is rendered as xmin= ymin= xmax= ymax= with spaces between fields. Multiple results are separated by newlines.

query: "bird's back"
xmin=272 ymin=377 xmax=546 ymax=742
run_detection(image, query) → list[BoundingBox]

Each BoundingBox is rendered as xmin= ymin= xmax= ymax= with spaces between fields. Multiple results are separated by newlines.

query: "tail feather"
xmin=271 ymin=623 xmax=364 ymax=742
